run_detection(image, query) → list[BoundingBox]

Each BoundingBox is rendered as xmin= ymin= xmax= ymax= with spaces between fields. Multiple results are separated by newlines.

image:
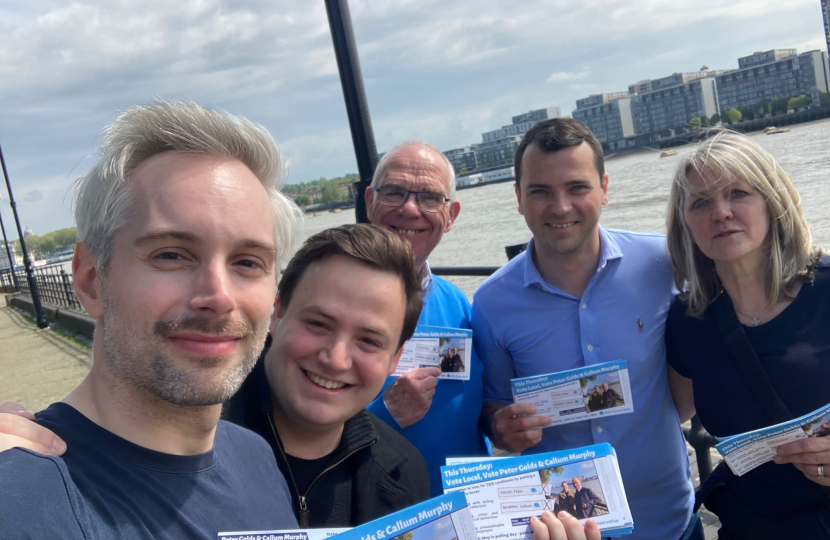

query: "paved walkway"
xmin=0 ymin=296 xmax=91 ymax=412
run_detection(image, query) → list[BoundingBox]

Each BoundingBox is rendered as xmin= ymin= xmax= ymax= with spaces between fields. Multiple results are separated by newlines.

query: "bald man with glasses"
xmin=364 ymin=141 xmax=490 ymax=495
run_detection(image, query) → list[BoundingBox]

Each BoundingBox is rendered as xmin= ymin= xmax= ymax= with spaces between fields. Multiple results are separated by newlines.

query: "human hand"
xmin=529 ymin=511 xmax=600 ymax=540
xmin=384 ymin=367 xmax=442 ymax=428
xmin=491 ymin=403 xmax=552 ymax=453
xmin=0 ymin=401 xmax=66 ymax=455
xmin=774 ymin=436 xmax=830 ymax=486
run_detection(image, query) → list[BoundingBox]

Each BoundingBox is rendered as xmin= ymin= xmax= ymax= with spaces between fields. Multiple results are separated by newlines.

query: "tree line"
xmin=10 ymin=227 xmax=77 ymax=260
xmin=281 ymin=173 xmax=359 ymax=207
xmin=687 ymin=93 xmax=825 ymax=129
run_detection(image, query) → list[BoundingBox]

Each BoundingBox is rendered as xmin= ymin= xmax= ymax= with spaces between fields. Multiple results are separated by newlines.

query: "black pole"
xmin=0 ymin=143 xmax=49 ymax=328
xmin=324 ymin=0 xmax=378 ymax=224
xmin=0 ymin=198 xmax=20 ymax=291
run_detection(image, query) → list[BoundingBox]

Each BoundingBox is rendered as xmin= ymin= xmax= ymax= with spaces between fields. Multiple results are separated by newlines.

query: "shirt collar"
xmin=421 ymin=260 xmax=433 ymax=290
xmin=522 ymin=225 xmax=624 ymax=290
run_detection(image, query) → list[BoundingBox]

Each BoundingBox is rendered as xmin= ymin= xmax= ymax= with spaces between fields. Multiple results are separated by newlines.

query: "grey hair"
xmin=371 ymin=140 xmax=457 ymax=200
xmin=74 ymin=99 xmax=302 ymax=274
xmin=666 ymin=129 xmax=820 ymax=317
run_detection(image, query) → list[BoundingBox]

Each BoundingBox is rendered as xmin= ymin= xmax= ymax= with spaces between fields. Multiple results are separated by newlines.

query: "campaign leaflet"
xmin=218 ymin=529 xmax=348 ymax=540
xmin=441 ymin=444 xmax=634 ymax=538
xmin=393 ymin=325 xmax=472 ymax=381
xmin=328 ymin=491 xmax=477 ymax=540
xmin=511 ymin=360 xmax=633 ymax=427
xmin=716 ymin=401 xmax=830 ymax=476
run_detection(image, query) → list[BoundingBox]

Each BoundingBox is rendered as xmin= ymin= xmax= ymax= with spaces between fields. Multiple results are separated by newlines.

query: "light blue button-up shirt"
xmin=472 ymin=226 xmax=693 ymax=540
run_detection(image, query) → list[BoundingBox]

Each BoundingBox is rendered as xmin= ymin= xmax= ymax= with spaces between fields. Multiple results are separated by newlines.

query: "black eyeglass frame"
xmin=375 ymin=186 xmax=451 ymax=213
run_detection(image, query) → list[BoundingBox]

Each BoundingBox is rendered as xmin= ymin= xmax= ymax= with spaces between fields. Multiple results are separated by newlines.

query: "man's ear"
xmin=388 ymin=344 xmax=404 ymax=376
xmin=364 ymin=186 xmax=375 ymax=207
xmin=601 ymin=173 xmax=609 ymax=206
xmin=515 ymin=183 xmax=524 ymax=216
xmin=444 ymin=200 xmax=461 ymax=233
xmin=72 ymin=242 xmax=103 ymax=318
xmin=269 ymin=296 xmax=283 ymax=335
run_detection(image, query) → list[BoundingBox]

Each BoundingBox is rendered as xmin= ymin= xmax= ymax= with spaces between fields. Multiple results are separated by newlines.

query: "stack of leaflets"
xmin=394 ymin=325 xmax=472 ymax=381
xmin=328 ymin=491 xmax=478 ymax=540
xmin=218 ymin=529 xmax=347 ymax=540
xmin=511 ymin=360 xmax=634 ymax=427
xmin=441 ymin=444 xmax=634 ymax=537
xmin=716 ymin=401 xmax=830 ymax=476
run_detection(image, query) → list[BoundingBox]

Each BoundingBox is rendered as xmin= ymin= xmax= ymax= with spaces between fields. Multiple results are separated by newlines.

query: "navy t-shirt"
xmin=0 ymin=403 xmax=297 ymax=539
xmin=666 ymin=256 xmax=830 ymax=523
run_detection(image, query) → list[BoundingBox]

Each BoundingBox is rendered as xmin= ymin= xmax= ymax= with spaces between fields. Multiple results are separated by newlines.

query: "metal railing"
xmin=11 ymin=262 xmax=83 ymax=311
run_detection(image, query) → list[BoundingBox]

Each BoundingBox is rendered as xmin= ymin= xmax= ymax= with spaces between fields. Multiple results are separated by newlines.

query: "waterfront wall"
xmin=6 ymin=294 xmax=96 ymax=339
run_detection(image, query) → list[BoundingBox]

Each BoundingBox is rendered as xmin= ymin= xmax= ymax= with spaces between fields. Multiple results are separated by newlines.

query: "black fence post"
xmin=0 ymin=197 xmax=19 ymax=291
xmin=324 ymin=0 xmax=379 ymax=224
xmin=0 ymin=143 xmax=48 ymax=328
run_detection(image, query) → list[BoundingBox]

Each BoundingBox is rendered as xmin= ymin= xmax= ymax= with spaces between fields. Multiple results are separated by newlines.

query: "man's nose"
xmin=399 ymin=192 xmax=422 ymax=215
xmin=320 ymin=338 xmax=351 ymax=371
xmin=189 ymin=259 xmax=235 ymax=315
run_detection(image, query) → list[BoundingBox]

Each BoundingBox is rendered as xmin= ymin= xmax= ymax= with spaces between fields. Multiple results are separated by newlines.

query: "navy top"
xmin=667 ymin=256 xmax=830 ymax=523
xmin=0 ymin=403 xmax=297 ymax=539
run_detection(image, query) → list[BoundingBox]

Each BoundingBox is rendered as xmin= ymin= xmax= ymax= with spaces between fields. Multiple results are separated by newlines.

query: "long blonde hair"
xmin=666 ymin=130 xmax=820 ymax=317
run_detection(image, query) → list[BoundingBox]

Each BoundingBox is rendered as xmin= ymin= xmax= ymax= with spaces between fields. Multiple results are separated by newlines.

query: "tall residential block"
xmin=715 ymin=49 xmax=830 ymax=115
xmin=631 ymin=72 xmax=723 ymax=135
xmin=481 ymin=107 xmax=561 ymax=143
xmin=473 ymin=107 xmax=561 ymax=170
xmin=823 ymin=1 xmax=830 ymax=56
xmin=443 ymin=146 xmax=478 ymax=175
xmin=571 ymin=92 xmax=634 ymax=149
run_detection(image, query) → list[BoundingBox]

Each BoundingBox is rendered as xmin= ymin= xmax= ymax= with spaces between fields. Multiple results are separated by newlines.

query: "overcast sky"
xmin=0 ymin=0 xmax=826 ymax=235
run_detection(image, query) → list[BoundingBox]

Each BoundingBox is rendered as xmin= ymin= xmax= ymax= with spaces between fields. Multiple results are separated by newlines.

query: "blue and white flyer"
xmin=394 ymin=325 xmax=472 ymax=381
xmin=441 ymin=444 xmax=634 ymax=537
xmin=511 ymin=360 xmax=633 ymax=427
xmin=328 ymin=491 xmax=477 ymax=540
xmin=218 ymin=529 xmax=348 ymax=540
xmin=716 ymin=401 xmax=830 ymax=476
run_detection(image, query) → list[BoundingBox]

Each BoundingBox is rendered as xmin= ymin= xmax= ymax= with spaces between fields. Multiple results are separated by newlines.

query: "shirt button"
xmin=596 ymin=426 xmax=603 ymax=433
xmin=587 ymin=344 xmax=593 ymax=351
xmin=581 ymin=303 xmax=587 ymax=309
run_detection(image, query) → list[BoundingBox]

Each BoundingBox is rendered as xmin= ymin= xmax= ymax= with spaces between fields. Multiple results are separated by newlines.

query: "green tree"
xmin=579 ymin=375 xmax=598 ymax=388
xmin=821 ymin=92 xmax=830 ymax=105
xmin=392 ymin=532 xmax=413 ymax=540
xmin=738 ymin=107 xmax=754 ymax=121
xmin=293 ymin=194 xmax=310 ymax=206
xmin=771 ymin=97 xmax=790 ymax=114
xmin=699 ymin=115 xmax=710 ymax=127
xmin=710 ymin=113 xmax=720 ymax=125
xmin=689 ymin=117 xmax=702 ymax=129
xmin=727 ymin=108 xmax=743 ymax=124
xmin=538 ymin=466 xmax=566 ymax=485
xmin=788 ymin=94 xmax=811 ymax=110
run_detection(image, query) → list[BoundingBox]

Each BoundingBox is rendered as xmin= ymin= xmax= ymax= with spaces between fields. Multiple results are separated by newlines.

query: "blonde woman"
xmin=665 ymin=130 xmax=829 ymax=539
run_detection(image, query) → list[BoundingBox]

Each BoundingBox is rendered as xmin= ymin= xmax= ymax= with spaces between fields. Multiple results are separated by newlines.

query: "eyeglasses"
xmin=375 ymin=186 xmax=450 ymax=213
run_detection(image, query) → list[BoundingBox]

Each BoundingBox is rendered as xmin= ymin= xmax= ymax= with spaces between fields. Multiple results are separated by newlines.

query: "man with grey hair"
xmin=364 ymin=141 xmax=489 ymax=496
xmin=0 ymin=100 xmax=298 ymax=538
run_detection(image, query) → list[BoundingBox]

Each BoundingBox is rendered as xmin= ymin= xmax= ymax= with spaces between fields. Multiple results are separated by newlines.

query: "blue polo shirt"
xmin=472 ymin=227 xmax=693 ymax=540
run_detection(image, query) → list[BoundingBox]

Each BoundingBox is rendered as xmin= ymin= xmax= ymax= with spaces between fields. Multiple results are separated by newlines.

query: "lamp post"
xmin=0 ymin=194 xmax=21 ymax=291
xmin=324 ymin=0 xmax=379 ymax=224
xmin=0 ymin=142 xmax=49 ymax=328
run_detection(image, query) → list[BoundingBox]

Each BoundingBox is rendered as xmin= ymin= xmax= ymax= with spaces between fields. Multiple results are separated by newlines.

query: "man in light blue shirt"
xmin=473 ymin=118 xmax=699 ymax=540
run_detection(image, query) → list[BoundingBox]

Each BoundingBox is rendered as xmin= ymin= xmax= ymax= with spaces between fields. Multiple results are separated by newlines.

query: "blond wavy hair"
xmin=666 ymin=129 xmax=820 ymax=317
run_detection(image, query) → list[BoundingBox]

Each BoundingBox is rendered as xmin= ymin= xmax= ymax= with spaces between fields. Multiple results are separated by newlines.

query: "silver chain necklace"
xmin=733 ymin=301 xmax=774 ymax=327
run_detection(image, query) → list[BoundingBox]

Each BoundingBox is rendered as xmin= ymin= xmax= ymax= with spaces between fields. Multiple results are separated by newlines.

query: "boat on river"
xmin=660 ymin=149 xmax=677 ymax=158
xmin=765 ymin=126 xmax=791 ymax=135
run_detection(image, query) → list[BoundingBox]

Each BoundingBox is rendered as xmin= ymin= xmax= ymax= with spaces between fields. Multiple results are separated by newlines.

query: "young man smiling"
xmin=473 ymin=118 xmax=701 ymax=540
xmin=223 ymin=224 xmax=430 ymax=527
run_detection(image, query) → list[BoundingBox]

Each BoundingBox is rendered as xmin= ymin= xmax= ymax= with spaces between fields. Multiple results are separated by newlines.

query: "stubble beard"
xmin=101 ymin=294 xmax=268 ymax=407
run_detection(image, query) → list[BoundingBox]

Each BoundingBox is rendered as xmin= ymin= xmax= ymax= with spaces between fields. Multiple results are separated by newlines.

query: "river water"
xmin=301 ymin=120 xmax=830 ymax=299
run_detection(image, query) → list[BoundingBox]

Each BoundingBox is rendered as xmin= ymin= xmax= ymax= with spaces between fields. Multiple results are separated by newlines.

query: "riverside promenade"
xmin=0 ymin=294 xmax=90 ymax=412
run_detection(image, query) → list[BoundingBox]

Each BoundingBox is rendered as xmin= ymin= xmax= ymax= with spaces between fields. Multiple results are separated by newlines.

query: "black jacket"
xmin=223 ymin=350 xmax=430 ymax=528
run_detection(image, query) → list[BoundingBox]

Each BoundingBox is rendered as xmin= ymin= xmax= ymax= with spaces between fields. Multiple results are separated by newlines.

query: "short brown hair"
xmin=514 ymin=118 xmax=605 ymax=188
xmin=278 ymin=224 xmax=423 ymax=348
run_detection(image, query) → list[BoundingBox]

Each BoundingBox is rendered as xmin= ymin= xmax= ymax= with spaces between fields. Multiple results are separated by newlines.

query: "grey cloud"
xmin=23 ymin=190 xmax=43 ymax=202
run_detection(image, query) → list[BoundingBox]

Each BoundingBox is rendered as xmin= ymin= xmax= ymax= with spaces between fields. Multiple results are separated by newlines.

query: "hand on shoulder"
xmin=0 ymin=402 xmax=66 ymax=455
